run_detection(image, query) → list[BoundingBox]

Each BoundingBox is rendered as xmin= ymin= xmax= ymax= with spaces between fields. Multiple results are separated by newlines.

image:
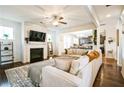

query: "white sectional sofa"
xmin=28 ymin=49 xmax=102 ymax=87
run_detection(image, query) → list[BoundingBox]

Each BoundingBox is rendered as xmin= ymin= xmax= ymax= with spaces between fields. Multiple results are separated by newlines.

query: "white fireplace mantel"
xmin=23 ymin=42 xmax=47 ymax=63
xmin=22 ymin=24 xmax=48 ymax=63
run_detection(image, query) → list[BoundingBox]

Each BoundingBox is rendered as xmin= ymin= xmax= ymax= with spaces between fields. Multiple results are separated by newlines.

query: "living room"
xmin=0 ymin=5 xmax=124 ymax=88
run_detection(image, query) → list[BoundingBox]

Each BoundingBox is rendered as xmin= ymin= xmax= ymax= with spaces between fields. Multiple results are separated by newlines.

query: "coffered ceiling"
xmin=0 ymin=5 xmax=123 ymax=30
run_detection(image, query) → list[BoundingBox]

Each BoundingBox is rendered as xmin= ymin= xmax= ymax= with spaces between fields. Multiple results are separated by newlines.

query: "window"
xmin=64 ymin=35 xmax=72 ymax=49
xmin=0 ymin=26 xmax=13 ymax=40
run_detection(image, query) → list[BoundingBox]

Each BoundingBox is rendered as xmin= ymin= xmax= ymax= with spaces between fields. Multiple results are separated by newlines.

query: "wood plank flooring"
xmin=93 ymin=58 xmax=124 ymax=87
xmin=0 ymin=62 xmax=26 ymax=87
xmin=0 ymin=58 xmax=124 ymax=87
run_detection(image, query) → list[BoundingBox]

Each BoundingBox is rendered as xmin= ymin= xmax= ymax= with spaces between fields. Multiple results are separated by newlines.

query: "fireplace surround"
xmin=30 ymin=48 xmax=44 ymax=63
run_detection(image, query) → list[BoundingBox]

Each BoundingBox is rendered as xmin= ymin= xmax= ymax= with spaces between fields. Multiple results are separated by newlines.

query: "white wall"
xmin=116 ymin=18 xmax=123 ymax=66
xmin=63 ymin=34 xmax=76 ymax=48
xmin=51 ymin=30 xmax=60 ymax=55
xmin=121 ymin=25 xmax=124 ymax=78
xmin=96 ymin=27 xmax=101 ymax=49
xmin=105 ymin=25 xmax=117 ymax=59
xmin=0 ymin=18 xmax=22 ymax=62
xmin=53 ymin=32 xmax=78 ymax=55
xmin=119 ymin=13 xmax=124 ymax=78
xmin=99 ymin=18 xmax=118 ymax=60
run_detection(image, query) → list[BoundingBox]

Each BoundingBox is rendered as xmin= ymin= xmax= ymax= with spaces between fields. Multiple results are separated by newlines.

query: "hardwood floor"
xmin=93 ymin=58 xmax=124 ymax=87
xmin=0 ymin=62 xmax=26 ymax=87
xmin=0 ymin=58 xmax=124 ymax=87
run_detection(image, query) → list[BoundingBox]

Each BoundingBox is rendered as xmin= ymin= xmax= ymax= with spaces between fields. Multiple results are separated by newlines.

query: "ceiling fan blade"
xmin=105 ymin=5 xmax=112 ymax=7
xmin=59 ymin=21 xmax=67 ymax=24
xmin=59 ymin=17 xmax=64 ymax=20
xmin=100 ymin=23 xmax=106 ymax=26
xmin=40 ymin=22 xmax=43 ymax=24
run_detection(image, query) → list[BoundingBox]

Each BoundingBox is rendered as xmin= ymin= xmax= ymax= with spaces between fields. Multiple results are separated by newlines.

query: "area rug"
xmin=5 ymin=65 xmax=34 ymax=87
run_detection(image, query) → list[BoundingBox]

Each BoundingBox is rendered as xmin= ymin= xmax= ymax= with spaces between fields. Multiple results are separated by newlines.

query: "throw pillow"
xmin=54 ymin=58 xmax=73 ymax=72
xmin=87 ymin=50 xmax=99 ymax=61
xmin=69 ymin=55 xmax=89 ymax=75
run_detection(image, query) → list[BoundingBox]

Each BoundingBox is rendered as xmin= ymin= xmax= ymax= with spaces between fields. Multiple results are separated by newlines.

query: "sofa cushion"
xmin=69 ymin=55 xmax=89 ymax=75
xmin=67 ymin=49 xmax=73 ymax=55
xmin=67 ymin=48 xmax=88 ymax=56
xmin=54 ymin=58 xmax=73 ymax=72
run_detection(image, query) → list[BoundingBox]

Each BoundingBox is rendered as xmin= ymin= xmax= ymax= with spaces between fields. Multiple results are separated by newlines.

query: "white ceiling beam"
xmin=86 ymin=5 xmax=100 ymax=27
xmin=61 ymin=23 xmax=96 ymax=33
xmin=120 ymin=8 xmax=124 ymax=23
xmin=34 ymin=5 xmax=46 ymax=12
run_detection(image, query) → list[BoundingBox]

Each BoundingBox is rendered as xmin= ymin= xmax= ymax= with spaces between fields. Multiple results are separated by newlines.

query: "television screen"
xmin=29 ymin=30 xmax=46 ymax=42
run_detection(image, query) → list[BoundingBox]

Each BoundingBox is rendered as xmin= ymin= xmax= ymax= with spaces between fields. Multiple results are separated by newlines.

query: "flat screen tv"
xmin=29 ymin=30 xmax=46 ymax=42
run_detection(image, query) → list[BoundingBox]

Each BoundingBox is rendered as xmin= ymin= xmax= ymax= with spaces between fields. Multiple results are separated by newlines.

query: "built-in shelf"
xmin=0 ymin=49 xmax=12 ymax=51
xmin=1 ymin=55 xmax=13 ymax=57
xmin=1 ymin=60 xmax=13 ymax=63
xmin=0 ymin=41 xmax=14 ymax=65
xmin=2 ymin=44 xmax=12 ymax=45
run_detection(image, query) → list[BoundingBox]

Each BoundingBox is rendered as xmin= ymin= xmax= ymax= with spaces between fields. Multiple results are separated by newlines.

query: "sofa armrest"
xmin=28 ymin=60 xmax=55 ymax=86
xmin=40 ymin=66 xmax=82 ymax=87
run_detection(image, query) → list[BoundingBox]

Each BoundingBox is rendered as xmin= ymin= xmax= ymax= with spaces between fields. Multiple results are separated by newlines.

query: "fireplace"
xmin=30 ymin=48 xmax=44 ymax=63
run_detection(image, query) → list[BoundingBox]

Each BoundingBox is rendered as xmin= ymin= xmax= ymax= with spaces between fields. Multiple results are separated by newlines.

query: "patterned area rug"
xmin=5 ymin=65 xmax=34 ymax=87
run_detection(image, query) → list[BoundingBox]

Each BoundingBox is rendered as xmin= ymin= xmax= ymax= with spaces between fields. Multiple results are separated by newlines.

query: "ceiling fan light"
xmin=53 ymin=21 xmax=59 ymax=26
xmin=122 ymin=10 xmax=124 ymax=14
xmin=106 ymin=14 xmax=111 ymax=18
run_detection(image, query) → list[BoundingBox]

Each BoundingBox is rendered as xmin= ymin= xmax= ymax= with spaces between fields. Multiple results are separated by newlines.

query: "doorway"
xmin=100 ymin=30 xmax=106 ymax=56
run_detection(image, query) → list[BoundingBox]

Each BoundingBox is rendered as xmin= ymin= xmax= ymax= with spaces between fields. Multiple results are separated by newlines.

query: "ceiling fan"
xmin=40 ymin=15 xmax=67 ymax=26
xmin=50 ymin=15 xmax=67 ymax=26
